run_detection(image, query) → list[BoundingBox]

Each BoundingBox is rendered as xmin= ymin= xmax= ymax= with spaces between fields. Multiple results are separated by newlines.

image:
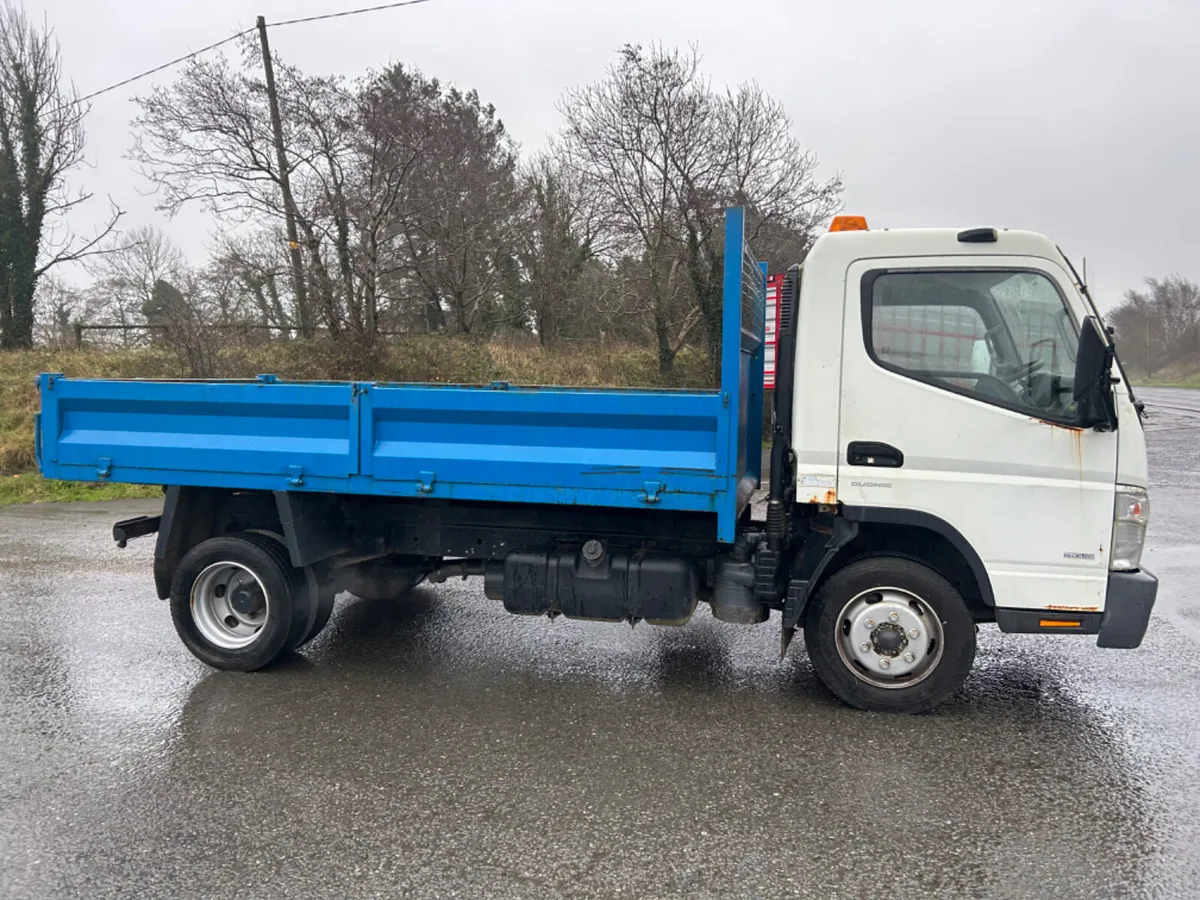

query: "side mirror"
xmin=1073 ymin=316 xmax=1117 ymax=430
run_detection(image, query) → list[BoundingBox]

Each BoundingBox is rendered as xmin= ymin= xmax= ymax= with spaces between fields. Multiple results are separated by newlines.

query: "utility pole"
xmin=256 ymin=16 xmax=312 ymax=337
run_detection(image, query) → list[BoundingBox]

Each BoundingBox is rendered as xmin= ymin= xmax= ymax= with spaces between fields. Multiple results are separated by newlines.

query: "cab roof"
xmin=806 ymin=226 xmax=1071 ymax=271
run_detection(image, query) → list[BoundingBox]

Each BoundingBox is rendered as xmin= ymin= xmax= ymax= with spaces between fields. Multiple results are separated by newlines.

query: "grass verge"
xmin=0 ymin=473 xmax=161 ymax=508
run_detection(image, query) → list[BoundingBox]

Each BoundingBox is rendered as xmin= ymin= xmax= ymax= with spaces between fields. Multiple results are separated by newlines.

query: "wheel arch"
xmin=154 ymin=487 xmax=283 ymax=599
xmin=815 ymin=508 xmax=994 ymax=619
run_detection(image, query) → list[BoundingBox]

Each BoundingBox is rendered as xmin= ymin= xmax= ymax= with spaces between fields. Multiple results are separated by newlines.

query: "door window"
xmin=864 ymin=270 xmax=1080 ymax=421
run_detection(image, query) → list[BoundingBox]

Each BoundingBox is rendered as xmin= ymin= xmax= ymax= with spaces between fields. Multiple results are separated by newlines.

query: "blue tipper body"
xmin=35 ymin=208 xmax=768 ymax=543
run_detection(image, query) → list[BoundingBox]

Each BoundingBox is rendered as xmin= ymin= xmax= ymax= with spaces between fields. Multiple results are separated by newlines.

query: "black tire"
xmin=169 ymin=533 xmax=310 ymax=672
xmin=293 ymin=574 xmax=336 ymax=649
xmin=245 ymin=530 xmax=325 ymax=651
xmin=803 ymin=556 xmax=976 ymax=713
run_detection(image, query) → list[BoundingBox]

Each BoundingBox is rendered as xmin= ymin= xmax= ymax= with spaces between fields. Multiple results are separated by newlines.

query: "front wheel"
xmin=803 ymin=557 xmax=976 ymax=713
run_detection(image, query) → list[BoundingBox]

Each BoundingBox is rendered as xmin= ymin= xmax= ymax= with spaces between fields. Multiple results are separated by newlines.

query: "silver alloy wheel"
xmin=834 ymin=586 xmax=944 ymax=689
xmin=190 ymin=561 xmax=270 ymax=650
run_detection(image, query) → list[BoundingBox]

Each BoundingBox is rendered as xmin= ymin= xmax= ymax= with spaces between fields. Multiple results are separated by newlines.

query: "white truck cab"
xmin=781 ymin=216 xmax=1155 ymax=702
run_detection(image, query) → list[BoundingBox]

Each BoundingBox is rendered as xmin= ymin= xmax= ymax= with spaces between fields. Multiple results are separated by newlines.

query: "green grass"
xmin=0 ymin=347 xmax=183 ymax=474
xmin=0 ymin=473 xmax=161 ymax=508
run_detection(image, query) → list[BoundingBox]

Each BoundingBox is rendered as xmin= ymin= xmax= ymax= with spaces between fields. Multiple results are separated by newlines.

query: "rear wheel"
xmin=294 ymin=578 xmax=335 ymax=648
xmin=803 ymin=557 xmax=976 ymax=713
xmin=245 ymin=530 xmax=332 ymax=649
xmin=170 ymin=534 xmax=310 ymax=672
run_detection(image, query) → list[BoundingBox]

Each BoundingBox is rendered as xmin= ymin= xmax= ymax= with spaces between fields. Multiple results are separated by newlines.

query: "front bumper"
xmin=993 ymin=569 xmax=1157 ymax=647
xmin=1097 ymin=569 xmax=1158 ymax=649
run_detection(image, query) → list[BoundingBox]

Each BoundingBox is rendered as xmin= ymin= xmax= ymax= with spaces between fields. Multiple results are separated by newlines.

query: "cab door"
xmin=836 ymin=256 xmax=1118 ymax=612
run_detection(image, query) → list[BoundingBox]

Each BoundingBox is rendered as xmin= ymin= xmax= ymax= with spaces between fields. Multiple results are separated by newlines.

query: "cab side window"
xmin=872 ymin=302 xmax=987 ymax=391
xmin=864 ymin=270 xmax=1080 ymax=421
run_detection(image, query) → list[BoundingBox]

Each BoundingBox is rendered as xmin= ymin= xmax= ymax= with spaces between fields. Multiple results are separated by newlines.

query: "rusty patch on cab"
xmin=1042 ymin=418 xmax=1084 ymax=434
xmin=1046 ymin=604 xmax=1099 ymax=612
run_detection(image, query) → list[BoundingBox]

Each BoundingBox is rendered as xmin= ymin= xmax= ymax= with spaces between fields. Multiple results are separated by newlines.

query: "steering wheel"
xmin=995 ymin=358 xmax=1044 ymax=384
xmin=970 ymin=373 xmax=1023 ymax=404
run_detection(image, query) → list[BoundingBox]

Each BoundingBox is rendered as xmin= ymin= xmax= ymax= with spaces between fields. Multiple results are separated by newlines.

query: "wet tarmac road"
xmin=2 ymin=390 xmax=1200 ymax=899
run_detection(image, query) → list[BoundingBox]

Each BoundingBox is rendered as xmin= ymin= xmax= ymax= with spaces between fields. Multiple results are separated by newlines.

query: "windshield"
xmin=989 ymin=272 xmax=1078 ymax=378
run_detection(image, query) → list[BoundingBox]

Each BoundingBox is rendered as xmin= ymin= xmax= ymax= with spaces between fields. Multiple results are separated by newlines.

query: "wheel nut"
xmin=864 ymin=618 xmax=875 ymax=628
xmin=879 ymin=658 xmax=891 ymax=669
xmin=908 ymin=628 xmax=920 ymax=640
xmin=903 ymin=652 xmax=915 ymax=663
xmin=859 ymin=642 xmax=871 ymax=653
xmin=888 ymin=612 xmax=899 ymax=622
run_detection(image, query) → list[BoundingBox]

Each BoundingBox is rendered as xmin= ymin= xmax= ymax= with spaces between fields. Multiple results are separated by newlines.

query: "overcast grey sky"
xmin=36 ymin=0 xmax=1200 ymax=309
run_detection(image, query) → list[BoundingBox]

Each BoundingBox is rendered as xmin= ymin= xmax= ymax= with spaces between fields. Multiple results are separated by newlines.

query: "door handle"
xmin=847 ymin=441 xmax=904 ymax=468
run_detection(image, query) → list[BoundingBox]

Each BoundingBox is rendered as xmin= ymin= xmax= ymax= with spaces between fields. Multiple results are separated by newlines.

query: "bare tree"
xmin=124 ymin=39 xmax=840 ymax=367
xmin=130 ymin=40 xmax=317 ymax=336
xmin=210 ymin=229 xmax=295 ymax=333
xmin=347 ymin=65 xmax=439 ymax=339
xmin=558 ymin=43 xmax=841 ymax=374
xmin=515 ymin=155 xmax=597 ymax=344
xmin=681 ymin=81 xmax=841 ymax=374
xmin=0 ymin=1 xmax=120 ymax=349
xmin=84 ymin=225 xmax=185 ymax=346
xmin=392 ymin=71 xmax=523 ymax=335
xmin=133 ymin=50 xmax=412 ymax=342
xmin=32 ymin=271 xmax=82 ymax=347
xmin=558 ymin=44 xmax=706 ymax=371
xmin=1110 ymin=274 xmax=1200 ymax=377
xmin=132 ymin=51 xmax=523 ymax=342
xmin=144 ymin=275 xmax=216 ymax=376
xmin=279 ymin=67 xmax=355 ymax=336
xmin=85 ymin=228 xmax=217 ymax=374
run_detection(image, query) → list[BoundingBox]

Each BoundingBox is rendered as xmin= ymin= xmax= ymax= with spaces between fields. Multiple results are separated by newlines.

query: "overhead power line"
xmin=273 ymin=0 xmax=435 ymax=28
xmin=72 ymin=0 xmax=438 ymax=106
xmin=75 ymin=29 xmax=253 ymax=105
xmin=75 ymin=28 xmax=253 ymax=104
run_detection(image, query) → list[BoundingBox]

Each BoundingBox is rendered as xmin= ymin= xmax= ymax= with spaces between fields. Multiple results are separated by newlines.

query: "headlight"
xmin=1110 ymin=486 xmax=1149 ymax=571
